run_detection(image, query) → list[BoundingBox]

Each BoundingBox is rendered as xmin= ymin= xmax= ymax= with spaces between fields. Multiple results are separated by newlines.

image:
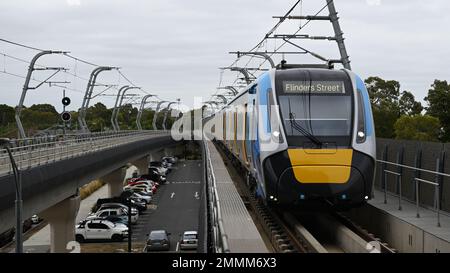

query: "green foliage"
xmin=0 ymin=104 xmax=15 ymax=126
xmin=425 ymin=80 xmax=450 ymax=141
xmin=399 ymin=91 xmax=423 ymax=116
xmin=365 ymin=77 xmax=423 ymax=139
xmin=394 ymin=115 xmax=441 ymax=142
xmin=86 ymin=102 xmax=112 ymax=131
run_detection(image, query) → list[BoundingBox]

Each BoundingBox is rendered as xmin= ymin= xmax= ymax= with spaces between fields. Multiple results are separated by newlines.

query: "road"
xmin=133 ymin=160 xmax=202 ymax=252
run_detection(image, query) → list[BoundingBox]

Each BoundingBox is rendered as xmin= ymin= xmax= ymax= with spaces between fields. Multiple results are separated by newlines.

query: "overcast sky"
xmin=0 ymin=0 xmax=449 ymax=113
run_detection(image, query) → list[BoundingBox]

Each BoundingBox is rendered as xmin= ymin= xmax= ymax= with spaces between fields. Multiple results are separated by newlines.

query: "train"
xmin=204 ymin=63 xmax=376 ymax=208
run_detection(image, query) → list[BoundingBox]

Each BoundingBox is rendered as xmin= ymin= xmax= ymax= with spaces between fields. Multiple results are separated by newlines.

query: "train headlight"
xmin=271 ymin=130 xmax=283 ymax=143
xmin=357 ymin=131 xmax=365 ymax=139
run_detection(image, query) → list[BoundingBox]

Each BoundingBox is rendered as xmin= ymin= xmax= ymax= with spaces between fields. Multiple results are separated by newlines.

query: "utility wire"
xmin=0 ymin=38 xmax=45 ymax=51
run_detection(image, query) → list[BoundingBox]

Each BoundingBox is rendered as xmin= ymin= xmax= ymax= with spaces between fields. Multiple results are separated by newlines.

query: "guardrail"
xmin=0 ymin=130 xmax=170 ymax=176
xmin=202 ymin=137 xmax=230 ymax=253
xmin=378 ymin=159 xmax=449 ymax=227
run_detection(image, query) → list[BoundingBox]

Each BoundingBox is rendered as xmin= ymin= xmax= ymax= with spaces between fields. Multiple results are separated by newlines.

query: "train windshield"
xmin=275 ymin=69 xmax=353 ymax=147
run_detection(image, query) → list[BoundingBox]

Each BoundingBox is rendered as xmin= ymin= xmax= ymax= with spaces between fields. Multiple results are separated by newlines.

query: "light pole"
xmin=0 ymin=138 xmax=23 ymax=253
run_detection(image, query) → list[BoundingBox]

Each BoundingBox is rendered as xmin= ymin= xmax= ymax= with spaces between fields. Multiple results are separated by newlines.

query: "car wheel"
xmin=75 ymin=234 xmax=84 ymax=243
xmin=112 ymin=234 xmax=123 ymax=242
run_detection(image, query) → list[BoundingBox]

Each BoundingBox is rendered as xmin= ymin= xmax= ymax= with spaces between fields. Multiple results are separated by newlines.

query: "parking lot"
xmin=78 ymin=159 xmax=202 ymax=253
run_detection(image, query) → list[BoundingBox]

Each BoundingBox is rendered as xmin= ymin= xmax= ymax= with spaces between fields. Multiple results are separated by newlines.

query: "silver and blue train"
xmin=205 ymin=64 xmax=376 ymax=208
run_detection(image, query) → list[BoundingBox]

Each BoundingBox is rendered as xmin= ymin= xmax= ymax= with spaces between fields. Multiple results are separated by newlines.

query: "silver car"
xmin=179 ymin=231 xmax=198 ymax=250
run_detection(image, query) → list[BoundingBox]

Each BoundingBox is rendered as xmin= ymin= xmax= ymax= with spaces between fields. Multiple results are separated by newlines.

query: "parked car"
xmin=179 ymin=231 xmax=198 ymax=250
xmin=141 ymin=171 xmax=166 ymax=184
xmin=95 ymin=197 xmax=146 ymax=213
xmin=31 ymin=215 xmax=40 ymax=224
xmin=162 ymin=156 xmax=177 ymax=164
xmin=146 ymin=230 xmax=171 ymax=251
xmin=124 ymin=184 xmax=156 ymax=194
xmin=75 ymin=220 xmax=128 ymax=242
xmin=87 ymin=207 xmax=138 ymax=224
xmin=97 ymin=203 xmax=139 ymax=216
xmin=149 ymin=161 xmax=169 ymax=175
xmin=88 ymin=215 xmax=129 ymax=226
xmin=131 ymin=192 xmax=152 ymax=204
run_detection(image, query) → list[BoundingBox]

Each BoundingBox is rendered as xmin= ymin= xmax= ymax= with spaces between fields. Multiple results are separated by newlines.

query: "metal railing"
xmin=378 ymin=159 xmax=449 ymax=227
xmin=202 ymin=137 xmax=230 ymax=253
xmin=0 ymin=130 xmax=170 ymax=176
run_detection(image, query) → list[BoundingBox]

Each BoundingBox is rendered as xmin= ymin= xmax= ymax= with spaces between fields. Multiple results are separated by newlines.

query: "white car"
xmin=75 ymin=220 xmax=128 ymax=242
xmin=179 ymin=231 xmax=198 ymax=250
xmin=97 ymin=203 xmax=139 ymax=216
xmin=132 ymin=192 xmax=152 ymax=204
xmin=124 ymin=184 xmax=153 ymax=193
xmin=31 ymin=215 xmax=40 ymax=224
xmin=86 ymin=208 xmax=138 ymax=224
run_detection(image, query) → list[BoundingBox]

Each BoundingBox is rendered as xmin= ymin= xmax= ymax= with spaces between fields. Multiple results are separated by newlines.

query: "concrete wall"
xmin=376 ymin=138 xmax=448 ymax=212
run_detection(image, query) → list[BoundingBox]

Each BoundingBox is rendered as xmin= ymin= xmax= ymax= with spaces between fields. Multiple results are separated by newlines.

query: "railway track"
xmin=214 ymin=141 xmax=396 ymax=254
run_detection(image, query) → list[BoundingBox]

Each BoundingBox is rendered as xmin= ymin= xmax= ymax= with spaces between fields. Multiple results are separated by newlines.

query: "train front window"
xmin=275 ymin=75 xmax=353 ymax=147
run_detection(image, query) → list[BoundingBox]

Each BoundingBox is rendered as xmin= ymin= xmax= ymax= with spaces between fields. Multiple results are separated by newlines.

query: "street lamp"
xmin=0 ymin=138 xmax=23 ymax=253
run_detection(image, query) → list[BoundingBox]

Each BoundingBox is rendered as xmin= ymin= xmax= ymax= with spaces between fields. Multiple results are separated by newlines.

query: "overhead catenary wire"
xmin=1 ymin=37 xmax=174 ymax=107
xmin=0 ymin=38 xmax=45 ymax=51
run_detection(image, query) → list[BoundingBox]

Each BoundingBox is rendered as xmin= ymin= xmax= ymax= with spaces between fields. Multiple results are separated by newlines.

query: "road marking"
xmin=176 ymin=242 xmax=180 ymax=252
xmin=170 ymin=192 xmax=175 ymax=199
xmin=195 ymin=192 xmax=199 ymax=199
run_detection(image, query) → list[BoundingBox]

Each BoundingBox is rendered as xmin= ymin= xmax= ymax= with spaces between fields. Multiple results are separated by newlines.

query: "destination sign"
xmin=283 ymin=81 xmax=345 ymax=94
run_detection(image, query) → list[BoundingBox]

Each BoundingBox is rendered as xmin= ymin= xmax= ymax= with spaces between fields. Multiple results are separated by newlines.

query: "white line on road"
xmin=176 ymin=242 xmax=180 ymax=252
xmin=195 ymin=192 xmax=199 ymax=199
xmin=170 ymin=192 xmax=175 ymax=199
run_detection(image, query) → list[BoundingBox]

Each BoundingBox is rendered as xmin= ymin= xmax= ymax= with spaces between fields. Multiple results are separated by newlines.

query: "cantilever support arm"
xmin=152 ymin=101 xmax=169 ymax=130
xmin=15 ymin=50 xmax=66 ymax=138
xmin=110 ymin=85 xmax=129 ymax=131
xmin=114 ymin=86 xmax=140 ymax=131
xmin=79 ymin=66 xmax=115 ymax=132
xmin=162 ymin=102 xmax=177 ymax=131
xmin=136 ymin=94 xmax=156 ymax=130
xmin=233 ymin=51 xmax=276 ymax=68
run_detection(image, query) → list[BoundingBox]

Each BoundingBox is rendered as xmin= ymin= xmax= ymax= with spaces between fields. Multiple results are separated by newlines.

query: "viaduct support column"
xmin=131 ymin=156 xmax=149 ymax=176
xmin=99 ymin=167 xmax=127 ymax=198
xmin=40 ymin=195 xmax=80 ymax=253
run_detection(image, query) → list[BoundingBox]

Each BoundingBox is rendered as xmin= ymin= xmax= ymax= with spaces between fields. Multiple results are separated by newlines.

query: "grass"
xmin=79 ymin=180 xmax=105 ymax=200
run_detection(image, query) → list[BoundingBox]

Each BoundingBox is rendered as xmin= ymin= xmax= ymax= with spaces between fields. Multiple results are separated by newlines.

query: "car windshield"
xmin=150 ymin=231 xmax=166 ymax=240
xmin=184 ymin=234 xmax=197 ymax=239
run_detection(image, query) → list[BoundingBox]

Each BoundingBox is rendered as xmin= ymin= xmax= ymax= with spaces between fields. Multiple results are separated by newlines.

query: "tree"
xmin=425 ymin=80 xmax=450 ymax=141
xmin=28 ymin=104 xmax=58 ymax=114
xmin=399 ymin=91 xmax=423 ymax=116
xmin=0 ymin=104 xmax=15 ymax=126
xmin=394 ymin=115 xmax=441 ymax=142
xmin=365 ymin=77 xmax=401 ymax=138
xmin=86 ymin=102 xmax=112 ymax=132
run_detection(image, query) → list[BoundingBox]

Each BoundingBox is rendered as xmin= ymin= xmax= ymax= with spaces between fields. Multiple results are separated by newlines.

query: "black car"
xmin=141 ymin=170 xmax=166 ymax=184
xmin=146 ymin=230 xmax=171 ymax=251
